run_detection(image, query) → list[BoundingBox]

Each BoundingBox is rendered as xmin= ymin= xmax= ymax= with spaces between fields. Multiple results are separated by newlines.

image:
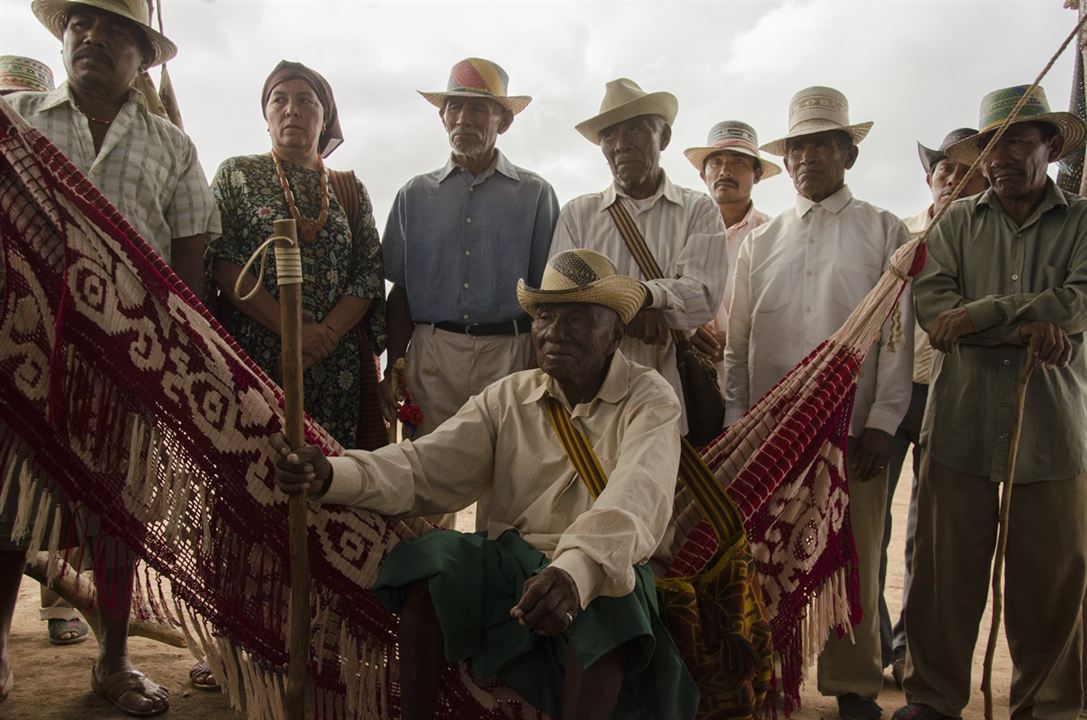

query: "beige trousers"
xmin=903 ymin=454 xmax=1087 ymax=720
xmin=406 ymin=325 xmax=534 ymax=528
xmin=818 ymin=436 xmax=889 ymax=699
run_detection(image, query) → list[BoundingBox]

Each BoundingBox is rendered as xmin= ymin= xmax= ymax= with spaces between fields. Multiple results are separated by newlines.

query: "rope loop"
xmin=233 ymin=234 xmax=300 ymax=301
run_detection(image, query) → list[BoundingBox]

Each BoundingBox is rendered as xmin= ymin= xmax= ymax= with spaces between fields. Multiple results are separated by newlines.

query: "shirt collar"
xmin=41 ymin=82 xmax=143 ymax=113
xmin=522 ymin=350 xmax=634 ymax=408
xmin=437 ymin=149 xmax=519 ymax=183
xmin=727 ymin=202 xmax=759 ymax=233
xmin=600 ymin=171 xmax=683 ymax=213
xmin=976 ymin=177 xmax=1068 ymax=218
xmin=795 ymin=184 xmax=853 ymax=217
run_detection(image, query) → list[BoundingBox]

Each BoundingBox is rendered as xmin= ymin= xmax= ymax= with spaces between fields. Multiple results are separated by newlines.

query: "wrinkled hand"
xmin=1019 ymin=320 xmax=1073 ymax=368
xmin=927 ymin=307 xmax=976 ymax=352
xmin=269 ymin=432 xmax=332 ymax=496
xmin=625 ymin=308 xmax=670 ymax=346
xmin=691 ymin=325 xmax=725 ymax=362
xmin=301 ymin=322 xmax=339 ymax=370
xmin=850 ymin=428 xmax=893 ymax=482
xmin=510 ymin=566 xmax=581 ymax=636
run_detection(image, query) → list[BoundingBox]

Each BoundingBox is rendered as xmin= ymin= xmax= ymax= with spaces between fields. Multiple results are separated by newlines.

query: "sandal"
xmin=91 ymin=663 xmax=169 ymax=717
xmin=48 ymin=617 xmax=89 ymax=645
xmin=189 ymin=660 xmax=220 ymax=691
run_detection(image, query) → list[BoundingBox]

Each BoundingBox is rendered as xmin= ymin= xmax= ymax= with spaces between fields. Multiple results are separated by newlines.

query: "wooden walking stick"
xmin=980 ymin=353 xmax=1036 ymax=720
xmin=234 ymin=218 xmax=309 ymax=720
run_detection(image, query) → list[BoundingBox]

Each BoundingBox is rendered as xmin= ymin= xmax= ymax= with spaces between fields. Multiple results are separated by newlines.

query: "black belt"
xmin=423 ymin=319 xmax=532 ymax=336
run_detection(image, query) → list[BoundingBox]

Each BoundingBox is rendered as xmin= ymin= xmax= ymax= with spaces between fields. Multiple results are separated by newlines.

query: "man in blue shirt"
xmin=382 ymin=58 xmax=559 ymax=465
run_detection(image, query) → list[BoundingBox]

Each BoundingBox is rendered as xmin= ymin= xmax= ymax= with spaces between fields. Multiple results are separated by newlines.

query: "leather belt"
xmin=423 ymin=319 xmax=533 ymax=336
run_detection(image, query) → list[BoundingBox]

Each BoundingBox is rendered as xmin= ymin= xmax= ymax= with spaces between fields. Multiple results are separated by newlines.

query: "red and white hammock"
xmin=0 ymin=97 xmax=922 ymax=719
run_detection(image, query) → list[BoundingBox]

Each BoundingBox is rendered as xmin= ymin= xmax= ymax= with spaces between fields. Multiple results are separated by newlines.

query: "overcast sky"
xmin=0 ymin=0 xmax=1080 ymax=225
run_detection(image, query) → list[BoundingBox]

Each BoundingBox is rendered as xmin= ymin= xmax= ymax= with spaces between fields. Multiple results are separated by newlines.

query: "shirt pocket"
xmin=751 ymin=259 xmax=799 ymax=314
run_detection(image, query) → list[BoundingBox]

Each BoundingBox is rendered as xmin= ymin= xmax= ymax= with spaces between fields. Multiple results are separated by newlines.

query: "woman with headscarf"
xmin=207 ymin=61 xmax=386 ymax=450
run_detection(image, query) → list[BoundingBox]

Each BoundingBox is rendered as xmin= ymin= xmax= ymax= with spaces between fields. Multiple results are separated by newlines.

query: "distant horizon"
xmin=0 ymin=0 xmax=1079 ymax=224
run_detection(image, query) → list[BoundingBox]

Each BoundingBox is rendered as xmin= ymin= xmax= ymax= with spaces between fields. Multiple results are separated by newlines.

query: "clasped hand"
xmin=509 ymin=566 xmax=581 ymax=636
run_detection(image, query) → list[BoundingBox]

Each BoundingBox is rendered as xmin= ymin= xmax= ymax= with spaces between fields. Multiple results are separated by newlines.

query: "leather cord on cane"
xmin=233 ymin=234 xmax=302 ymax=301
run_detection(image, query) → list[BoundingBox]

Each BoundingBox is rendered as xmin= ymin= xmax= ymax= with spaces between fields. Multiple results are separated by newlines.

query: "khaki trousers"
xmin=903 ymin=453 xmax=1087 ymax=720
xmin=406 ymin=325 xmax=533 ymax=528
xmin=818 ymin=437 xmax=889 ymax=699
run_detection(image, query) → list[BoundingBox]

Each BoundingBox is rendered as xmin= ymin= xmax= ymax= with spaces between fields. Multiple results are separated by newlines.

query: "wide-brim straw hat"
xmin=683 ymin=120 xmax=782 ymax=179
xmin=575 ymin=78 xmax=678 ymax=145
xmin=761 ymin=86 xmax=873 ymax=157
xmin=419 ymin=57 xmax=531 ymax=116
xmin=944 ymin=84 xmax=1087 ymax=164
xmin=0 ymin=55 xmax=55 ymax=94
xmin=517 ymin=249 xmax=646 ymax=325
xmin=32 ymin=0 xmax=177 ymax=67
xmin=917 ymin=127 xmax=979 ymax=174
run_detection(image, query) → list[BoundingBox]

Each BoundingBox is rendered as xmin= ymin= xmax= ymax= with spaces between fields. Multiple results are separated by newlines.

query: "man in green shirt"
xmin=896 ymin=85 xmax=1087 ymax=720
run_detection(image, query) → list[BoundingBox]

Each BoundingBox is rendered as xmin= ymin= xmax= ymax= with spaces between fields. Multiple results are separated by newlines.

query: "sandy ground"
xmin=1 ymin=467 xmax=1019 ymax=720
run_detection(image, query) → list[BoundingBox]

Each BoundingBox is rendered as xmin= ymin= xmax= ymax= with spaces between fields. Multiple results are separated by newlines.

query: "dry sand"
xmin=1 ymin=468 xmax=1018 ymax=719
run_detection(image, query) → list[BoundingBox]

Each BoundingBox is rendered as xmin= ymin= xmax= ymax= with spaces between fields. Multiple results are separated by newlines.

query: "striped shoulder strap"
xmin=544 ymin=396 xmax=744 ymax=548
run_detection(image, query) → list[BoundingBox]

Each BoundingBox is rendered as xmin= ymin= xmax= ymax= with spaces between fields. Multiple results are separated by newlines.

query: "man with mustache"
xmin=550 ymin=79 xmax=726 ymax=437
xmin=382 ymin=58 xmax=558 ymax=525
xmin=683 ymin=121 xmax=781 ymax=387
xmin=723 ymin=86 xmax=913 ymax=720
xmin=877 ymin=128 xmax=988 ymax=688
xmin=897 ymin=85 xmax=1087 ymax=720
xmin=0 ymin=0 xmax=218 ymax=715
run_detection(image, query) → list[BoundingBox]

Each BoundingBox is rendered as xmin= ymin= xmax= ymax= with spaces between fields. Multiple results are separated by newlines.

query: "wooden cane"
xmin=981 ymin=353 xmax=1036 ymax=720
xmin=270 ymin=219 xmax=310 ymax=720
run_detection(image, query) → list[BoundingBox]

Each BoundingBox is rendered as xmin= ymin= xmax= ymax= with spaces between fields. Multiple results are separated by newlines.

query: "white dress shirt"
xmin=550 ymin=173 xmax=727 ymax=432
xmin=320 ymin=351 xmax=682 ymax=608
xmin=723 ymin=185 xmax=913 ymax=437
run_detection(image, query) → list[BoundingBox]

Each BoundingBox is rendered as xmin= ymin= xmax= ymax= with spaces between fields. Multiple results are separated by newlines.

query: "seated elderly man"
xmin=273 ymin=249 xmax=697 ymax=720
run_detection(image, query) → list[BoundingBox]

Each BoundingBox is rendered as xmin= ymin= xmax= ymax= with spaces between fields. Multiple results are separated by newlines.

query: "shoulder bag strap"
xmin=328 ymin=169 xmax=360 ymax=234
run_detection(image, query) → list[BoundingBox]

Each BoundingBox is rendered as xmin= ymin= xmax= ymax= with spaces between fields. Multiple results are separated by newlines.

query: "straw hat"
xmin=0 ymin=56 xmax=55 ymax=94
xmin=944 ymin=84 xmax=1086 ymax=164
xmin=917 ymin=128 xmax=978 ymax=174
xmin=761 ymin=86 xmax=873 ymax=157
xmin=683 ymin=120 xmax=782 ymax=179
xmin=517 ymin=249 xmax=647 ymax=325
xmin=419 ymin=58 xmax=531 ymax=116
xmin=32 ymin=0 xmax=177 ymax=67
xmin=575 ymin=78 xmax=678 ymax=145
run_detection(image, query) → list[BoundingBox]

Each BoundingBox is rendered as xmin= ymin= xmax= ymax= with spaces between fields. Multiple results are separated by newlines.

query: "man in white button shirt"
xmin=723 ymin=86 xmax=913 ymax=720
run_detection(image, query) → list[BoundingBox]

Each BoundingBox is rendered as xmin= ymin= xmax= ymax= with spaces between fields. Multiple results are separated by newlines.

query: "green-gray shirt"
xmin=915 ymin=179 xmax=1087 ymax=483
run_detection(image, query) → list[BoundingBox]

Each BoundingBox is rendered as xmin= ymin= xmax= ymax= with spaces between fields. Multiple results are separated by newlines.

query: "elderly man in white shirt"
xmin=550 ymin=79 xmax=727 ymax=436
xmin=723 ymin=86 xmax=913 ymax=720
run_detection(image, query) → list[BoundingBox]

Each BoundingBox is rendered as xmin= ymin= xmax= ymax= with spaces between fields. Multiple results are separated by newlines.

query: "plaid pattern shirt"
xmin=6 ymin=83 xmax=219 ymax=264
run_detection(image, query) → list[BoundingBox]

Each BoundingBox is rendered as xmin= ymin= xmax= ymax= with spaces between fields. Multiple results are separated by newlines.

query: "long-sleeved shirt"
xmin=320 ymin=350 xmax=682 ymax=608
xmin=5 ymin=84 xmax=220 ymax=262
xmin=549 ymin=173 xmax=727 ymax=432
xmin=382 ymin=150 xmax=559 ymax=324
xmin=723 ymin=185 xmax=913 ymax=437
xmin=904 ymin=207 xmax=936 ymax=384
xmin=914 ymin=179 xmax=1087 ymax=483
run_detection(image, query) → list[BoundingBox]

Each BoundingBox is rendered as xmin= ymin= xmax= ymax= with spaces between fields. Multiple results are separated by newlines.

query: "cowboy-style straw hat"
xmin=0 ymin=56 xmax=55 ymax=94
xmin=575 ymin=78 xmax=678 ymax=145
xmin=419 ymin=57 xmax=531 ymax=116
xmin=917 ymin=128 xmax=978 ymax=174
xmin=517 ymin=249 xmax=647 ymax=325
xmin=944 ymin=84 xmax=1087 ymax=164
xmin=32 ymin=0 xmax=177 ymax=67
xmin=683 ymin=120 xmax=782 ymax=179
xmin=761 ymin=86 xmax=873 ymax=157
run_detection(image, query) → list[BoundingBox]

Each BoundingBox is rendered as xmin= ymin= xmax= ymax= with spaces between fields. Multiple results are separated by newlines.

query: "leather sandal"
xmin=91 ymin=663 xmax=169 ymax=717
xmin=48 ymin=617 xmax=89 ymax=645
xmin=189 ymin=660 xmax=220 ymax=691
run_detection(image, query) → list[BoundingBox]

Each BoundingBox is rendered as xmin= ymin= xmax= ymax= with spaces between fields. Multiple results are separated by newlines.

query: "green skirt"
xmin=373 ymin=529 xmax=698 ymax=720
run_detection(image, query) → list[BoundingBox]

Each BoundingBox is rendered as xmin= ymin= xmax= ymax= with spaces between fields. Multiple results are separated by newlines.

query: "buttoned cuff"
xmin=549 ymin=548 xmax=604 ymax=610
xmin=864 ymin=408 xmax=904 ymax=437
xmin=962 ymin=298 xmax=1004 ymax=333
xmin=315 ymin=457 xmax=368 ymax=506
xmin=642 ymin=282 xmax=662 ymax=310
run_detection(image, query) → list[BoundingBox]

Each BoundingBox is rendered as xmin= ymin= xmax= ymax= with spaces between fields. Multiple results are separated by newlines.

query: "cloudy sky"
xmin=0 ymin=0 xmax=1080 ymax=225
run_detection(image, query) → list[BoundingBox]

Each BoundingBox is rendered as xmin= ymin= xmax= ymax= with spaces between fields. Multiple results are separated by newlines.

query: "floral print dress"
xmin=208 ymin=154 xmax=386 ymax=446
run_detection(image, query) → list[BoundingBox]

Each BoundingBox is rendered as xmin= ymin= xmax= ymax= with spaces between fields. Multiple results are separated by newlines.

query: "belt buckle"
xmin=464 ymin=322 xmax=480 ymax=336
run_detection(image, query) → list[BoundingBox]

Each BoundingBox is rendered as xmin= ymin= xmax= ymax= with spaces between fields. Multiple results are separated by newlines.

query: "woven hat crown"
xmin=517 ymin=249 xmax=646 ymax=324
xmin=788 ymin=86 xmax=851 ymax=133
xmin=541 ymin=249 xmax=619 ymax=291
xmin=0 ymin=55 xmax=54 ymax=93
xmin=707 ymin=120 xmax=759 ymax=149
xmin=446 ymin=57 xmax=510 ymax=98
xmin=979 ymin=85 xmax=1054 ymax=128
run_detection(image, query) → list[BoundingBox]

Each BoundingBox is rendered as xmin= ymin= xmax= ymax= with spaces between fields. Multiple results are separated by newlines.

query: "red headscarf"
xmin=261 ymin=60 xmax=343 ymax=158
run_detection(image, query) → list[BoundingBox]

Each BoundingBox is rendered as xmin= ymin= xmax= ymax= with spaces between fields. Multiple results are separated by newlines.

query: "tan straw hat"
xmin=944 ymin=84 xmax=1086 ymax=164
xmin=419 ymin=57 xmax=531 ymax=115
xmin=683 ymin=120 xmax=782 ymax=179
xmin=31 ymin=0 xmax=177 ymax=68
xmin=517 ymin=249 xmax=647 ymax=324
xmin=575 ymin=78 xmax=678 ymax=145
xmin=761 ymin=86 xmax=873 ymax=157
xmin=0 ymin=56 xmax=55 ymax=94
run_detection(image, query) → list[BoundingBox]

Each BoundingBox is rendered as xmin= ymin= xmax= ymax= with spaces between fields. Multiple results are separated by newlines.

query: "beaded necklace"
xmin=271 ymin=150 xmax=328 ymax=244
